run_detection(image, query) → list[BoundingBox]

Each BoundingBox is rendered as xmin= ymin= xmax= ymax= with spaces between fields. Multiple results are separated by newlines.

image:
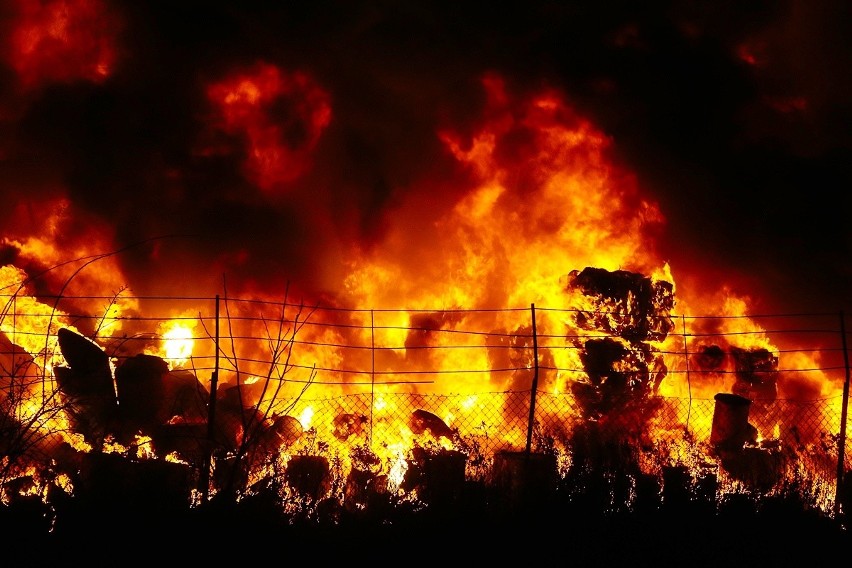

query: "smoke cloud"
xmin=0 ymin=1 xmax=849 ymax=314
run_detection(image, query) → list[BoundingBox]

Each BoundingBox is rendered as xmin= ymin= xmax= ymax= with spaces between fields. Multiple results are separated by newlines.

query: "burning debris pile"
xmin=48 ymin=326 xmax=310 ymax=502
xmin=554 ymin=267 xmax=675 ymax=513
xmin=25 ymin=319 xmax=476 ymax=512
xmin=0 ymin=263 xmax=845 ymax=530
xmin=0 ymin=2 xmax=845 ymax=524
xmin=689 ymin=340 xmax=791 ymax=491
xmin=567 ymin=267 xmax=673 ymax=421
xmin=53 ymin=328 xmax=212 ymax=453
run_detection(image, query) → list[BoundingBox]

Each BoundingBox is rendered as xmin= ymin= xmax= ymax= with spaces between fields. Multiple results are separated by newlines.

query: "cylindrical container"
xmin=710 ymin=393 xmax=751 ymax=451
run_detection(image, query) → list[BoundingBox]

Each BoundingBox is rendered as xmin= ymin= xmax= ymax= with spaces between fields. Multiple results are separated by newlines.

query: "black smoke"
xmin=0 ymin=0 xmax=849 ymax=313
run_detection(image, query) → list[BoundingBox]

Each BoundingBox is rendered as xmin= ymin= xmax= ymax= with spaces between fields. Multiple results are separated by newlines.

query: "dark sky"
xmin=1 ymin=0 xmax=850 ymax=317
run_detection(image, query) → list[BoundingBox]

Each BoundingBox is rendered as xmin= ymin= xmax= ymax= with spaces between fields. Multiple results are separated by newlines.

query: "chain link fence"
xmin=1 ymin=290 xmax=850 ymax=525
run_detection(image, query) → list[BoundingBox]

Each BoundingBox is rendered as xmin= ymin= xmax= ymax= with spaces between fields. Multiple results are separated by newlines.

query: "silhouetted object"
xmin=572 ymin=337 xmax=665 ymax=419
xmin=285 ymin=455 xmax=331 ymax=499
xmin=409 ymin=409 xmax=454 ymax=439
xmin=73 ymin=452 xmax=192 ymax=519
xmin=693 ymin=344 xmax=726 ymax=371
xmin=708 ymin=393 xmax=786 ymax=491
xmin=213 ymin=384 xmax=302 ymax=453
xmin=54 ymin=329 xmax=113 ymax=396
xmin=566 ymin=267 xmax=670 ymax=420
xmin=840 ymin=470 xmax=852 ymax=520
xmin=333 ymin=412 xmax=367 ymax=441
xmin=53 ymin=328 xmax=117 ymax=446
xmin=269 ymin=414 xmax=304 ymax=446
xmin=662 ymin=465 xmax=691 ymax=511
xmin=422 ymin=450 xmax=466 ymax=508
xmin=344 ymin=467 xmax=390 ymax=514
xmin=567 ymin=266 xmax=674 ymax=342
xmin=400 ymin=447 xmax=467 ymax=509
xmin=710 ymin=393 xmax=757 ymax=456
xmin=114 ymin=354 xmax=169 ymax=438
xmin=153 ymin=422 xmax=209 ymax=463
xmin=491 ymin=450 xmax=558 ymax=516
xmin=162 ymin=369 xmax=210 ymax=423
xmin=731 ymin=346 xmax=778 ymax=401
xmin=721 ymin=446 xmax=784 ymax=492
xmin=111 ymin=353 xmax=213 ymax=459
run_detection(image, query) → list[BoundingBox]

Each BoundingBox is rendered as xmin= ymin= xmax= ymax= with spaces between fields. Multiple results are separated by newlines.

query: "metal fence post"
xmin=200 ymin=294 xmax=221 ymax=503
xmin=524 ymin=303 xmax=539 ymax=455
xmin=370 ymin=308 xmax=375 ymax=447
xmin=681 ymin=314 xmax=693 ymax=432
xmin=834 ymin=311 xmax=850 ymax=517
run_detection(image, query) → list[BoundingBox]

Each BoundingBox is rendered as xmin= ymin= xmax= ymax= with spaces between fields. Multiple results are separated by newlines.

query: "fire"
xmin=203 ymin=62 xmax=332 ymax=192
xmin=0 ymin=61 xmax=847 ymax=522
xmin=158 ymin=321 xmax=195 ymax=368
xmin=297 ymin=406 xmax=314 ymax=429
xmin=0 ymin=264 xmax=74 ymax=370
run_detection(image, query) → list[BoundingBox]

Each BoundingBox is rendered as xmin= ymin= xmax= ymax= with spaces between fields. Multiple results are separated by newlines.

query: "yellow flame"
xmin=134 ymin=434 xmax=156 ymax=460
xmin=298 ymin=406 xmax=314 ymax=429
xmin=159 ymin=320 xmax=195 ymax=368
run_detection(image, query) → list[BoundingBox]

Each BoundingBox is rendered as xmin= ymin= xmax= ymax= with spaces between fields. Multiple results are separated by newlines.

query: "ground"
xmin=2 ymin=487 xmax=849 ymax=565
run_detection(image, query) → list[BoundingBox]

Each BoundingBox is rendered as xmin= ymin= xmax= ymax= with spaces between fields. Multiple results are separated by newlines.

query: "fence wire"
xmin=0 ymin=292 xmax=849 ymax=522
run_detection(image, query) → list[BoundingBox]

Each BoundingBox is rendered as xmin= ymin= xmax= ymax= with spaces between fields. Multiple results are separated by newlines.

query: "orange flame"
xmin=203 ymin=62 xmax=332 ymax=192
xmin=0 ymin=69 xmax=844 ymax=511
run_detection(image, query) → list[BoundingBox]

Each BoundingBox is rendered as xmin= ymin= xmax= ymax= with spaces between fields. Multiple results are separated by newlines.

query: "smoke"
xmin=0 ymin=1 xmax=849 ymax=313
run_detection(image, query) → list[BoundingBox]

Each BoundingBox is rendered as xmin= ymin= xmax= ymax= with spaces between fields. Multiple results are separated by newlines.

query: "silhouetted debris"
xmin=400 ymin=447 xmax=466 ymax=509
xmin=54 ymin=330 xmax=215 ymax=458
xmin=115 ymin=354 xmax=169 ymax=431
xmin=693 ymin=344 xmax=726 ymax=370
xmin=72 ymin=452 xmax=193 ymax=516
xmin=421 ymin=449 xmax=466 ymax=508
xmin=212 ymin=384 xmax=302 ymax=456
xmin=286 ymin=455 xmax=331 ymax=498
xmin=269 ymin=414 xmax=304 ymax=446
xmin=53 ymin=328 xmax=118 ymax=445
xmin=55 ymin=328 xmax=114 ymax=398
xmin=213 ymin=383 xmax=274 ymax=451
xmin=343 ymin=467 xmax=390 ymax=514
xmin=572 ymin=337 xmax=665 ymax=419
xmin=567 ymin=266 xmax=674 ymax=342
xmin=162 ymin=369 xmax=210 ymax=423
xmin=710 ymin=393 xmax=757 ymax=455
xmin=409 ymin=408 xmax=454 ymax=439
xmin=731 ymin=346 xmax=778 ymax=401
xmin=565 ymin=267 xmax=670 ymax=421
xmin=709 ymin=392 xmax=786 ymax=491
xmin=490 ymin=450 xmax=558 ymax=516
xmin=332 ymin=412 xmax=367 ymax=441
xmin=662 ymin=464 xmax=691 ymax=510
xmin=152 ymin=422 xmax=209 ymax=463
xmin=721 ymin=446 xmax=785 ymax=492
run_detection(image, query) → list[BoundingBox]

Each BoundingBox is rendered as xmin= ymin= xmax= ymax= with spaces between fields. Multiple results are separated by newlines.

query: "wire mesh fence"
xmin=1 ymin=289 xmax=850 ymax=523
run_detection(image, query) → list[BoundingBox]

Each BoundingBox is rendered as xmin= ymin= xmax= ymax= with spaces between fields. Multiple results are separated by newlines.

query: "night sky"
xmin=1 ymin=0 xmax=850 ymax=317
